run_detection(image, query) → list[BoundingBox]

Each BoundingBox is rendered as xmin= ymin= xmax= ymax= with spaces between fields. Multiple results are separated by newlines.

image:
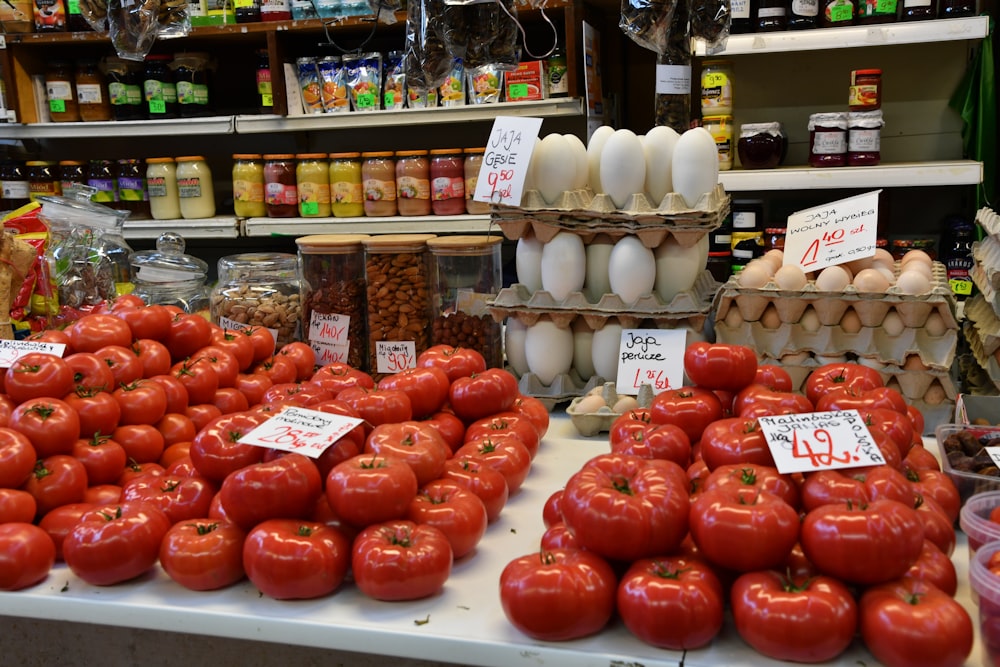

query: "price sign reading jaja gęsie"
xmin=758 ymin=409 xmax=885 ymax=474
xmin=240 ymin=406 xmax=364 ymax=458
xmin=783 ymin=190 xmax=881 ymax=273
xmin=473 ymin=116 xmax=542 ymax=207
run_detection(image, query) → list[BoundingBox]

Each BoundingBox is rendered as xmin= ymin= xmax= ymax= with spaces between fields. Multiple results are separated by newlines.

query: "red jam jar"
xmin=737 ymin=122 xmax=786 ymax=170
xmin=429 ymin=148 xmax=466 ymax=216
xmin=808 ymin=112 xmax=848 ymax=168
xmin=847 ymin=110 xmax=884 ymax=166
xmin=848 ymin=68 xmax=882 ymax=111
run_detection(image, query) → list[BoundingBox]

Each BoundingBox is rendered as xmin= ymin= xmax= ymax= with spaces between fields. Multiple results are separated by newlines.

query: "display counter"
xmin=0 ymin=415 xmax=983 ymax=667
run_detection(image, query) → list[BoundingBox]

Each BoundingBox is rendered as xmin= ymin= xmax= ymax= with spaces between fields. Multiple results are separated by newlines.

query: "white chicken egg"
xmin=874 ymin=265 xmax=897 ymax=286
xmin=901 ymin=249 xmax=934 ymax=269
xmin=591 ymin=321 xmax=624 ymax=383
xmin=799 ymin=306 xmax=821 ymax=332
xmin=738 ymin=262 xmax=772 ymax=288
xmin=723 ymin=305 xmax=744 ymax=329
xmin=534 ymin=133 xmax=578 ymax=205
xmin=815 ymin=265 xmax=852 ymax=292
xmin=642 ymin=125 xmax=680 ymax=205
xmin=562 ymin=133 xmax=590 ymax=190
xmin=853 ymin=268 xmax=892 ymax=293
xmin=504 ymin=318 xmax=530 ymax=376
xmin=896 ymin=269 xmax=932 ymax=295
xmin=600 ymin=129 xmax=647 ymax=209
xmin=584 ymin=235 xmax=614 ymax=303
xmin=613 ymin=395 xmax=640 ymax=413
xmin=881 ymin=310 xmax=905 ymax=337
xmin=873 ymin=248 xmax=895 ymax=265
xmin=572 ymin=318 xmax=596 ymax=379
xmin=654 ymin=234 xmax=707 ymax=303
xmin=540 ymin=232 xmax=587 ymax=300
xmin=923 ymin=381 xmax=947 ymax=405
xmin=774 ymin=264 xmax=808 ymax=291
xmin=900 ymin=260 xmax=933 ymax=280
xmin=524 ymin=319 xmax=575 ymax=385
xmin=840 ymin=308 xmax=863 ymax=333
xmin=586 ymin=126 xmax=615 ymax=193
xmin=925 ymin=311 xmax=947 ymax=337
xmin=846 ymin=256 xmax=874 ymax=275
xmin=761 ymin=249 xmax=784 ymax=272
xmin=760 ymin=304 xmax=782 ymax=329
xmin=609 ymin=235 xmax=656 ymax=304
xmin=515 ymin=235 xmax=544 ymax=291
xmin=575 ymin=394 xmax=607 ymax=413
xmin=672 ymin=127 xmax=720 ymax=209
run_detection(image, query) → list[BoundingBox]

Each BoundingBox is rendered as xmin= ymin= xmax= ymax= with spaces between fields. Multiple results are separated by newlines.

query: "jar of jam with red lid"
xmin=847 ymin=110 xmax=884 ymax=166
xmin=737 ymin=122 xmax=786 ymax=170
xmin=429 ymin=149 xmax=466 ymax=216
xmin=808 ymin=113 xmax=848 ymax=168
xmin=849 ymin=69 xmax=882 ymax=111
xmin=263 ymin=154 xmax=298 ymax=218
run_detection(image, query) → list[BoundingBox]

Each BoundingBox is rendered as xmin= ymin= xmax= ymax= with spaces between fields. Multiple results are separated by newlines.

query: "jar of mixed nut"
xmin=362 ymin=234 xmax=436 ymax=376
xmin=210 ymin=252 xmax=306 ymax=348
xmin=296 ymin=234 xmax=369 ymax=371
xmin=426 ymin=235 xmax=503 ymax=369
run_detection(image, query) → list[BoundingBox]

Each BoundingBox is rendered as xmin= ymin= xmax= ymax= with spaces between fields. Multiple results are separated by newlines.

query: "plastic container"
xmin=175 ymin=156 xmax=215 ymax=219
xmin=296 ymin=234 xmax=370 ymax=370
xmin=970 ymin=540 xmax=1000 ymax=667
xmin=146 ymin=157 xmax=181 ymax=220
xmin=933 ymin=423 xmax=1000 ymax=507
xmin=960 ymin=491 xmax=1000 ymax=560
xmin=329 ymin=152 xmax=364 ymax=218
xmin=210 ymin=252 xmax=305 ymax=347
xmin=130 ymin=231 xmax=210 ymax=315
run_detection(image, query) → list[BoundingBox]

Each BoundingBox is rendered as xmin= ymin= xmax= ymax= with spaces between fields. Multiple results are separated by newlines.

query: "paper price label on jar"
xmin=615 ymin=329 xmax=686 ymax=395
xmin=0 ymin=339 xmax=67 ymax=368
xmin=376 ymin=341 xmax=417 ymax=374
xmin=783 ymin=190 xmax=881 ymax=273
xmin=473 ymin=116 xmax=542 ymax=207
xmin=758 ymin=410 xmax=885 ymax=474
xmin=240 ymin=406 xmax=364 ymax=458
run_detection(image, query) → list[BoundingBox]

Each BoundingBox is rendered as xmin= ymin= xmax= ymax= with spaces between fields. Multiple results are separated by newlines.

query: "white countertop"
xmin=0 ymin=415 xmax=982 ymax=667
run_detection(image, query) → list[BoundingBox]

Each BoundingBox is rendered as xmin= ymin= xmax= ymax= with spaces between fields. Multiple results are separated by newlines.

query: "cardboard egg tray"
xmin=565 ymin=383 xmax=654 ymax=437
xmin=714 ymin=319 xmax=956 ymax=371
xmin=491 ymin=184 xmax=729 ymax=250
xmin=963 ymin=294 xmax=1000 ymax=357
xmin=978 ymin=206 xmax=1000 ymax=237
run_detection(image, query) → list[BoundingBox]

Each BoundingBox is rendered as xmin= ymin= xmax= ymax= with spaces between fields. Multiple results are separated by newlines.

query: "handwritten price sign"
xmin=376 ymin=340 xmax=417 ymax=374
xmin=240 ymin=406 xmax=365 ymax=458
xmin=758 ymin=410 xmax=885 ymax=474
xmin=783 ymin=190 xmax=881 ymax=273
xmin=473 ymin=116 xmax=542 ymax=206
xmin=0 ymin=339 xmax=67 ymax=368
xmin=308 ymin=312 xmax=351 ymax=365
xmin=615 ymin=329 xmax=686 ymax=395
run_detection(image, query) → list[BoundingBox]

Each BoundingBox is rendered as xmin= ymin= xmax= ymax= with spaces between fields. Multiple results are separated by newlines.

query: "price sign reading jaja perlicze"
xmin=614 ymin=329 xmax=687 ymax=395
xmin=473 ymin=116 xmax=542 ymax=207
xmin=783 ymin=190 xmax=881 ymax=273
xmin=758 ymin=410 xmax=885 ymax=474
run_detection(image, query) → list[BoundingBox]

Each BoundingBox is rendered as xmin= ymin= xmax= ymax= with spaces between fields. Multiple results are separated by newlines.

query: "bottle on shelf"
xmin=787 ymin=0 xmax=818 ymax=28
xmin=75 ymin=59 xmax=112 ymax=122
xmin=756 ymin=0 xmax=788 ymax=31
xmin=143 ymin=54 xmax=179 ymax=120
xmin=900 ymin=0 xmax=937 ymax=20
xmin=1 ymin=160 xmax=30 ymax=211
xmin=256 ymin=49 xmax=273 ymax=115
xmin=820 ymin=0 xmax=854 ymax=27
xmin=45 ymin=60 xmax=80 ymax=122
xmin=940 ymin=0 xmax=975 ymax=16
xmin=942 ymin=216 xmax=975 ymax=300
xmin=730 ymin=0 xmax=755 ymax=33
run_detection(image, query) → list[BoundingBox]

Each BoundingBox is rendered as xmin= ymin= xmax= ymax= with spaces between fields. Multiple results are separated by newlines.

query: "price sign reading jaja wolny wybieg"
xmin=615 ymin=329 xmax=687 ymax=395
xmin=473 ymin=116 xmax=543 ymax=207
xmin=376 ymin=340 xmax=417 ymax=374
xmin=240 ymin=406 xmax=365 ymax=459
xmin=782 ymin=190 xmax=882 ymax=273
xmin=0 ymin=338 xmax=67 ymax=368
xmin=758 ymin=409 xmax=885 ymax=475
xmin=308 ymin=312 xmax=351 ymax=365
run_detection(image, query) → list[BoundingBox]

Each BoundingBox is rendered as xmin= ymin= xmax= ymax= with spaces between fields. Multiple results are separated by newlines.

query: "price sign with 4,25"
xmin=757 ymin=410 xmax=885 ymax=474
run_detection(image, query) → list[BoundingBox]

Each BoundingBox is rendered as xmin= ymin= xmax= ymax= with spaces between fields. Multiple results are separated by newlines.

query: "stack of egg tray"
xmin=966 ymin=207 xmax=1000 ymax=394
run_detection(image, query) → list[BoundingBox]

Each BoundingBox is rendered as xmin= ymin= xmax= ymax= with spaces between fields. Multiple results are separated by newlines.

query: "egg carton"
xmin=963 ymin=294 xmax=1000 ymax=357
xmin=511 ymin=368 xmax=605 ymax=410
xmin=963 ymin=318 xmax=1000 ymax=394
xmin=977 ymin=206 xmax=1000 ymax=238
xmin=495 ymin=305 xmax=712 ymax=334
xmin=715 ymin=319 xmax=957 ymax=371
xmin=565 ymin=382 xmax=655 ymax=437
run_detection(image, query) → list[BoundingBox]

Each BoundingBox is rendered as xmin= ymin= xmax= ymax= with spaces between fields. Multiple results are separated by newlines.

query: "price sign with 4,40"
xmin=240 ymin=407 xmax=365 ymax=459
xmin=783 ymin=190 xmax=881 ymax=273
xmin=757 ymin=409 xmax=885 ymax=474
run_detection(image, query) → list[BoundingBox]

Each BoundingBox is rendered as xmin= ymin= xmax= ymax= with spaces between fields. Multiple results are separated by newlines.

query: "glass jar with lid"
xmin=233 ymin=154 xmax=266 ymax=218
xmin=143 ymin=54 xmax=178 ymax=119
xmin=296 ymin=153 xmax=331 ymax=218
xmin=175 ymin=156 xmax=215 ymax=219
xmin=361 ymin=152 xmax=397 ymax=217
xmin=847 ymin=110 xmax=884 ymax=166
xmin=87 ymin=159 xmax=117 ymax=205
xmin=330 ymin=152 xmax=364 ymax=218
xmin=146 ymin=157 xmax=181 ymax=220
xmin=296 ymin=234 xmax=370 ymax=371
xmin=116 ymin=158 xmax=150 ymax=220
xmin=463 ymin=148 xmax=490 ymax=215
xmin=103 ymin=57 xmax=145 ymax=121
xmin=173 ymin=52 xmax=213 ymax=118
xmin=264 ymin=154 xmax=298 ymax=218
xmin=59 ymin=160 xmax=87 ymax=196
xmin=45 ymin=61 xmax=80 ymax=122
xmin=1 ymin=161 xmax=30 ymax=211
xmin=395 ymin=150 xmax=431 ymax=216
xmin=429 ymin=149 xmax=465 ymax=215
xmin=700 ymin=60 xmax=734 ymax=118
xmin=808 ymin=112 xmax=848 ymax=168
xmin=26 ymin=161 xmax=61 ymax=202
xmin=737 ymin=122 xmax=786 ymax=170
xmin=75 ymin=59 xmax=111 ymax=122
xmin=426 ymin=235 xmax=503 ymax=370
xmin=363 ymin=234 xmax=436 ymax=375
xmin=130 ymin=231 xmax=210 ymax=315
xmin=210 ymin=252 xmax=306 ymax=348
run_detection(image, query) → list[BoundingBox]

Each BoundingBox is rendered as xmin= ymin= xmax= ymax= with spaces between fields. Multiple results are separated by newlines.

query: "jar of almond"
xmin=210 ymin=252 xmax=306 ymax=348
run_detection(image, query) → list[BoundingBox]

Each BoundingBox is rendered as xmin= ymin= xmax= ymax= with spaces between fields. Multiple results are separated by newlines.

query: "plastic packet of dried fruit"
xmin=344 ymin=51 xmax=383 ymax=112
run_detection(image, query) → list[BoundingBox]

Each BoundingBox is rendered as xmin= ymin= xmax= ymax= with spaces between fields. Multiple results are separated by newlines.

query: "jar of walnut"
xmin=426 ymin=235 xmax=503 ymax=369
xmin=296 ymin=234 xmax=369 ymax=372
xmin=210 ymin=252 xmax=306 ymax=348
xmin=363 ymin=234 xmax=436 ymax=375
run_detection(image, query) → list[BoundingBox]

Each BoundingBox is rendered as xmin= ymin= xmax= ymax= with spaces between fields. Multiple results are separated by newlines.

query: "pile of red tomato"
xmin=499 ymin=341 xmax=974 ymax=667
xmin=0 ymin=294 xmax=551 ymax=603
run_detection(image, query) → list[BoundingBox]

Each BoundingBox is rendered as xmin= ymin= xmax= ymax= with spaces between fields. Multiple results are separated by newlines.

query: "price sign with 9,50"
xmin=757 ymin=409 xmax=885 ymax=474
xmin=473 ymin=116 xmax=542 ymax=207
xmin=782 ymin=190 xmax=881 ymax=273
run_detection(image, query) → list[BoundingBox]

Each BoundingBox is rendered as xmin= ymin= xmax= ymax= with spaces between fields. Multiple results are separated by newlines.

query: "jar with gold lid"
xmin=361 ymin=151 xmax=397 ymax=217
xmin=395 ymin=150 xmax=431 ymax=216
xmin=429 ymin=148 xmax=465 ymax=215
xmin=296 ymin=153 xmax=331 ymax=218
xmin=463 ymin=148 xmax=490 ymax=214
xmin=233 ymin=154 xmax=266 ymax=218
xmin=330 ymin=152 xmax=364 ymax=218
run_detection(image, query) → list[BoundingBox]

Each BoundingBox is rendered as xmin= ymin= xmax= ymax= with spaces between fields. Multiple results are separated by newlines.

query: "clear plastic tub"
xmin=960 ymin=490 xmax=1000 ymax=558
xmin=933 ymin=423 xmax=1000 ymax=506
xmin=968 ymin=539 xmax=1000 ymax=662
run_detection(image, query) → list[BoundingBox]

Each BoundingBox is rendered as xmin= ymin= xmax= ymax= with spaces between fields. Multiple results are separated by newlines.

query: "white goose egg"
xmin=609 ymin=235 xmax=656 ymax=305
xmin=592 ymin=321 xmax=624 ymax=383
xmin=572 ymin=318 xmax=596 ymax=379
xmin=534 ymin=133 xmax=578 ymax=205
xmin=524 ymin=320 xmax=574 ymax=386
xmin=586 ymin=125 xmax=615 ymax=193
xmin=672 ymin=127 xmax=720 ymax=209
xmin=504 ymin=318 xmax=530 ymax=376
xmin=655 ymin=234 xmax=708 ymax=303
xmin=584 ymin=235 xmax=614 ymax=303
xmin=600 ymin=129 xmax=647 ymax=209
xmin=562 ymin=133 xmax=590 ymax=190
xmin=642 ymin=125 xmax=680 ymax=205
xmin=515 ymin=235 xmax=544 ymax=291
xmin=540 ymin=232 xmax=587 ymax=300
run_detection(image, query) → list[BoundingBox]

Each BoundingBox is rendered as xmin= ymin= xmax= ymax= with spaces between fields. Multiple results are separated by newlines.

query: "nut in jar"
xmin=210 ymin=252 xmax=305 ymax=348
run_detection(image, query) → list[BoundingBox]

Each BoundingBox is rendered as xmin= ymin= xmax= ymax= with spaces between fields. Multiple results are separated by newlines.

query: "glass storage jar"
xmin=264 ymin=154 xmax=298 ymax=218
xmin=130 ymin=231 xmax=210 ymax=315
xmin=426 ymin=235 xmax=503 ymax=370
xmin=363 ymin=234 xmax=436 ymax=375
xmin=26 ymin=161 xmax=61 ymax=202
xmin=146 ymin=157 xmax=181 ymax=220
xmin=143 ymin=54 xmax=178 ymax=119
xmin=330 ymin=152 xmax=364 ymax=218
xmin=45 ymin=60 xmax=79 ymax=122
xmin=808 ymin=112 xmax=848 ymax=168
xmin=296 ymin=234 xmax=370 ymax=371
xmin=429 ymin=149 xmax=465 ymax=215
xmin=210 ymin=252 xmax=305 ymax=347
xmin=700 ymin=60 xmax=734 ymax=117
xmin=174 ymin=52 xmax=213 ymax=118
xmin=395 ymin=150 xmax=431 ymax=216
xmin=104 ymin=57 xmax=144 ymax=121
xmin=737 ymin=122 xmax=786 ymax=170
xmin=848 ymin=69 xmax=882 ymax=111
xmin=59 ymin=160 xmax=87 ymax=196
xmin=463 ymin=148 xmax=490 ymax=215
xmin=232 ymin=154 xmax=267 ymax=218
xmin=296 ymin=153 xmax=331 ymax=218
xmin=1 ymin=161 xmax=30 ymax=211
xmin=75 ymin=59 xmax=111 ymax=122
xmin=361 ymin=151 xmax=397 ymax=217
xmin=175 ymin=156 xmax=215 ymax=219
xmin=115 ymin=158 xmax=150 ymax=220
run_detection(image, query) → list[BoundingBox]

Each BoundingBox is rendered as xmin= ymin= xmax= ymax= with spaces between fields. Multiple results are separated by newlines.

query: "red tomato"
xmin=351 ymin=520 xmax=453 ymax=601
xmin=816 ymin=385 xmax=908 ymax=415
xmin=251 ymin=355 xmax=297 ymax=385
xmin=860 ymin=577 xmax=973 ymax=667
xmin=610 ymin=422 xmax=692 ymax=468
xmin=364 ymin=421 xmax=450 ymax=486
xmin=864 ymin=407 xmax=916 ymax=458
xmin=804 ymin=362 xmax=884 ymax=406
xmin=8 ymin=397 xmax=81 ymax=457
xmin=509 ymin=394 xmax=550 ymax=438
xmin=121 ymin=474 xmax=217 ymax=524
xmin=731 ymin=570 xmax=858 ymax=663
xmin=116 ymin=303 xmax=173 ymax=341
xmin=732 ymin=384 xmax=815 ymax=418
xmin=211 ymin=328 xmax=256 ymax=372
xmin=234 ymin=372 xmax=273 ymax=406
xmin=36 ymin=502 xmax=95 ymax=561
xmin=116 ymin=461 xmax=166 ymax=487
xmin=703 ymin=462 xmax=800 ymax=509
xmin=912 ymin=494 xmax=956 ymax=557
xmin=132 ymin=338 xmax=172 ymax=379
xmin=325 ymin=453 xmax=419 ymax=528
xmin=4 ymin=352 xmax=74 ymax=404
xmin=159 ymin=518 xmax=247 ymax=591
xmin=448 ymin=368 xmax=519 ymax=423
xmin=184 ymin=403 xmax=224 ymax=433
xmin=21 ymin=454 xmax=88 ymax=517
xmin=64 ymin=388 xmax=121 ymax=438
xmin=243 ymin=518 xmax=351 ymax=599
xmin=212 ymin=387 xmax=251 ymax=414
xmin=906 ymin=467 xmax=960 ymax=523
xmin=93 ymin=344 xmax=144 ymax=386
xmin=84 ymin=484 xmax=122 ymax=505
xmin=648 ymin=386 xmax=724 ymax=443
xmin=800 ymin=465 xmax=913 ymax=511
xmin=417 ymin=344 xmax=487 ymax=382
xmin=171 ymin=357 xmax=220 ymax=406
xmin=560 ymin=454 xmax=690 ymax=562
xmin=407 ymin=479 xmax=488 ymax=559
xmin=421 ymin=410 xmax=467 ymax=454
xmin=66 ymin=313 xmax=134 ymax=353
xmin=905 ymin=443 xmax=941 ymax=472
xmin=112 ymin=379 xmax=168 ymax=426
xmin=906 ymin=404 xmax=926 ymax=437
xmin=0 ymin=523 xmax=55 ymax=591
xmin=112 ymin=424 xmax=166 ymax=464
xmin=259 ymin=383 xmax=332 ymax=408
xmin=441 ymin=455 xmax=509 ymax=522
xmin=188 ymin=411 xmax=270 ymax=484
xmin=241 ymin=325 xmax=277 ymax=364
xmin=465 ymin=412 xmax=541 ymax=460
xmin=308 ymin=362 xmax=374 ymax=394
xmin=63 ymin=502 xmax=172 ymax=586
xmin=64 ymin=352 xmax=117 ymax=392
xmin=0 ymin=394 xmax=15 ymax=426
xmin=906 ymin=539 xmax=958 ymax=596
xmin=453 ymin=436 xmax=532 ymax=495
xmin=193 ymin=345 xmax=241 ymax=389
xmin=308 ymin=399 xmax=366 ymax=452
xmin=218 ymin=453 xmax=322 ymax=530
xmin=683 ymin=341 xmax=758 ymax=392
xmin=147 ymin=374 xmax=190 ymax=415
xmin=164 ymin=313 xmax=214 ymax=362
xmin=754 ymin=364 xmax=794 ymax=392
xmin=25 ymin=328 xmax=73 ymax=355
xmin=499 ymin=548 xmax=616 ymax=641
xmin=276 ymin=341 xmax=317 ymax=381
xmin=698 ymin=416 xmax=775 ymax=470
xmin=338 ymin=386 xmax=413 ymax=431
xmin=540 ymin=523 xmax=579 ymax=550
xmin=71 ymin=433 xmax=127 ymax=485
xmin=378 ymin=366 xmax=450 ymax=419
xmin=0 ymin=427 xmax=37 ymax=488
xmin=156 ymin=413 xmax=197 ymax=448
xmin=617 ymin=556 xmax=724 ymax=650
xmin=0 ymin=488 xmax=37 ymax=523
xmin=541 ymin=488 xmax=563 ymax=528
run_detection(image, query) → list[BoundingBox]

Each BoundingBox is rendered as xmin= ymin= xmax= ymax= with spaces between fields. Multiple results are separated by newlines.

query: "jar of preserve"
xmin=847 ymin=110 xmax=884 ymax=166
xmin=848 ymin=69 xmax=882 ymax=111
xmin=103 ymin=57 xmax=145 ymax=121
xmin=296 ymin=234 xmax=370 ymax=370
xmin=173 ymin=52 xmax=212 ymax=118
xmin=429 ymin=149 xmax=465 ymax=216
xmin=363 ymin=234 xmax=436 ymax=375
xmin=45 ymin=61 xmax=80 ymax=122
xmin=130 ymin=232 xmax=210 ymax=315
xmin=143 ymin=54 xmax=178 ymax=119
xmin=26 ymin=161 xmax=61 ymax=202
xmin=707 ymin=251 xmax=732 ymax=282
xmin=116 ymin=158 xmax=150 ymax=219
xmin=59 ymin=160 xmax=87 ymax=196
xmin=295 ymin=153 xmax=331 ymax=218
xmin=703 ymin=116 xmax=734 ymax=171
xmin=426 ymin=235 xmax=503 ymax=370
xmin=820 ymin=0 xmax=854 ymax=26
xmin=75 ymin=60 xmax=111 ymax=122
xmin=361 ymin=151 xmax=397 ymax=217
xmin=700 ymin=60 xmax=734 ymax=117
xmin=1 ymin=161 xmax=30 ymax=211
xmin=175 ymin=156 xmax=216 ymax=219
xmin=395 ymin=150 xmax=431 ymax=216
xmin=263 ymin=154 xmax=298 ymax=218
xmin=146 ymin=157 xmax=181 ymax=220
xmin=856 ymin=0 xmax=898 ymax=22
xmin=891 ymin=238 xmax=939 ymax=261
xmin=329 ymin=152 xmax=364 ymax=218
xmin=232 ymin=154 xmax=266 ymax=218
xmin=732 ymin=199 xmax=765 ymax=232
xmin=210 ymin=252 xmax=305 ymax=348
xmin=737 ymin=122 xmax=786 ymax=169
xmin=87 ymin=159 xmax=117 ymax=204
xmin=808 ymin=112 xmax=848 ymax=168
xmin=463 ymin=148 xmax=490 ymax=215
